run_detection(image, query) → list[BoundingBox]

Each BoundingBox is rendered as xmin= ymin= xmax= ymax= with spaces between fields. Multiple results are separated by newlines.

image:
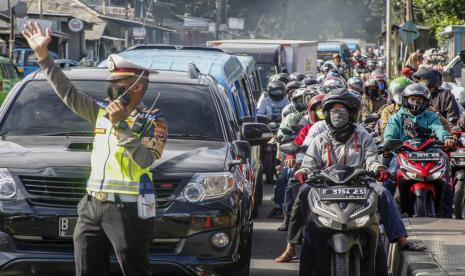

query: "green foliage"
xmin=413 ymin=0 xmax=465 ymax=43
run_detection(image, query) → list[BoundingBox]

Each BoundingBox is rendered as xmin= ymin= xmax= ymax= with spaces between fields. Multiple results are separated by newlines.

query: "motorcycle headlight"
xmin=178 ymin=173 xmax=237 ymax=203
xmin=399 ymin=156 xmax=421 ymax=174
xmin=316 ymin=215 xmax=342 ymax=230
xmin=0 ymin=169 xmax=23 ymax=200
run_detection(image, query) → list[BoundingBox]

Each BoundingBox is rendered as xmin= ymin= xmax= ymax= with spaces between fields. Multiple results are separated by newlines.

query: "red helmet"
xmin=307 ymin=94 xmax=326 ymax=122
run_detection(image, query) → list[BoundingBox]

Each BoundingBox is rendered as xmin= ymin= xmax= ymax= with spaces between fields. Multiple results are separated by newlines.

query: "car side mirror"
xmin=257 ymin=115 xmax=271 ymax=125
xmin=242 ymin=122 xmax=272 ymax=146
xmin=231 ymin=140 xmax=251 ymax=163
xmin=460 ymin=50 xmax=465 ymax=64
xmin=382 ymin=139 xmax=403 ymax=152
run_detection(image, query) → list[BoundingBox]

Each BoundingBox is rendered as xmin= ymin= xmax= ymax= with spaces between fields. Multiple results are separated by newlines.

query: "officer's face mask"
xmin=329 ymin=107 xmax=350 ymax=128
xmin=107 ymin=83 xmax=131 ymax=102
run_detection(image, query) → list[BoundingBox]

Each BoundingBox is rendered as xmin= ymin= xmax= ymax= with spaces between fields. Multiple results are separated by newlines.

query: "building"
xmin=440 ymin=25 xmax=465 ymax=61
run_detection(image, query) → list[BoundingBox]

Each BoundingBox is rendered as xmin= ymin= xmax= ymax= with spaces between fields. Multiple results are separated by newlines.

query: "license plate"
xmin=58 ymin=217 xmax=78 ymax=238
xmin=408 ymin=152 xmax=441 ymax=161
xmin=319 ymin=188 xmax=367 ymax=200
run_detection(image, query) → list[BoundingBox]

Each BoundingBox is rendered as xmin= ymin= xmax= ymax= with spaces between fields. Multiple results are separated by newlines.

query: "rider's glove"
xmin=376 ymin=167 xmax=390 ymax=182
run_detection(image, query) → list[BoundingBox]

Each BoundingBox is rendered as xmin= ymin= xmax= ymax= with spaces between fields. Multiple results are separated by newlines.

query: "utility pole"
xmin=215 ymin=0 xmax=223 ymax=39
xmin=39 ymin=0 xmax=43 ymax=19
xmin=386 ymin=0 xmax=392 ymax=79
xmin=102 ymin=0 xmax=107 ymax=15
xmin=8 ymin=0 xmax=14 ymax=61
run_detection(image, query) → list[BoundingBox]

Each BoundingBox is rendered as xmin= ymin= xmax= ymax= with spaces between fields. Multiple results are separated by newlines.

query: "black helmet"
xmin=286 ymin=81 xmax=301 ymax=96
xmin=303 ymin=77 xmax=318 ymax=86
xmin=322 ymin=88 xmax=361 ymax=120
xmin=363 ymin=78 xmax=380 ymax=99
xmin=292 ymin=88 xmax=308 ymax=112
xmin=267 ymin=80 xmax=287 ymax=101
xmin=290 ymin=72 xmax=305 ymax=82
xmin=402 ymin=83 xmax=431 ymax=114
xmin=277 ymin=73 xmax=290 ymax=84
xmin=347 ymin=77 xmax=364 ymax=94
xmin=321 ymin=63 xmax=335 ymax=74
xmin=326 ymin=69 xmax=341 ymax=79
xmin=322 ymin=88 xmax=361 ymax=142
xmin=412 ymin=68 xmax=441 ymax=89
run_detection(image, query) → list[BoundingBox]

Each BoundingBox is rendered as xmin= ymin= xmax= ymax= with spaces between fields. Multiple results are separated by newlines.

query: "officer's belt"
xmin=88 ymin=191 xmax=138 ymax=202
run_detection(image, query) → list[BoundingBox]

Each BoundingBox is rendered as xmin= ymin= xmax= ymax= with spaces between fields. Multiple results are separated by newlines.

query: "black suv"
xmin=0 ymin=68 xmax=270 ymax=275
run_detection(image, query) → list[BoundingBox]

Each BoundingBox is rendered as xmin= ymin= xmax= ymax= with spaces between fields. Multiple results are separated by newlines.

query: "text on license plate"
xmin=408 ymin=152 xmax=441 ymax=161
xmin=319 ymin=188 xmax=367 ymax=200
xmin=59 ymin=217 xmax=78 ymax=238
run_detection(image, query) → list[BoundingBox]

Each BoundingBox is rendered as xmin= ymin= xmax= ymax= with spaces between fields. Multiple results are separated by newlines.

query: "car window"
xmin=25 ymin=52 xmax=39 ymax=67
xmin=0 ymin=80 xmax=224 ymax=141
xmin=453 ymin=61 xmax=463 ymax=78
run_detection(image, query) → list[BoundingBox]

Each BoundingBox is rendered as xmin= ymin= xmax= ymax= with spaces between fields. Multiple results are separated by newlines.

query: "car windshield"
xmin=257 ymin=63 xmax=276 ymax=88
xmin=0 ymin=80 xmax=224 ymax=141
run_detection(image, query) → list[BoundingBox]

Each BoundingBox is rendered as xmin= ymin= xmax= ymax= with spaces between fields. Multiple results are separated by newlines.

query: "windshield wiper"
xmin=169 ymin=134 xmax=218 ymax=140
xmin=41 ymin=131 xmax=94 ymax=137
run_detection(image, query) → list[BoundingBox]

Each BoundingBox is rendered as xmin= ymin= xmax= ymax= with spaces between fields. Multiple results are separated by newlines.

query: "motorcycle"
xmin=383 ymin=138 xmax=450 ymax=217
xmin=261 ymin=122 xmax=280 ymax=184
xmin=450 ymin=132 xmax=465 ymax=219
xmin=304 ymin=166 xmax=379 ymax=276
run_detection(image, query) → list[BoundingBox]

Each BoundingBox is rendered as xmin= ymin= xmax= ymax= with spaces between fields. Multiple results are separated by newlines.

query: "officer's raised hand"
xmin=21 ymin=22 xmax=51 ymax=61
xmin=106 ymin=100 xmax=130 ymax=125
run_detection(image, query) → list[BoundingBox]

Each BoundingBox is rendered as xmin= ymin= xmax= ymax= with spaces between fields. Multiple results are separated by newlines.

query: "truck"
xmin=207 ymin=39 xmax=318 ymax=85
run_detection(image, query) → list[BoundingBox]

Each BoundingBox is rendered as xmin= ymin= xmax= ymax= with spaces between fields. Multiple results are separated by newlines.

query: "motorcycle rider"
xmin=384 ymin=83 xmax=455 ymax=217
xmin=281 ymin=81 xmax=302 ymax=118
xmin=257 ymin=80 xmax=290 ymax=122
xmin=293 ymin=88 xmax=426 ymax=275
xmin=361 ymin=78 xmax=386 ymax=130
xmin=371 ymin=71 xmax=388 ymax=96
xmin=274 ymin=94 xmax=326 ymax=262
xmin=347 ymin=77 xmax=364 ymax=95
xmin=413 ymin=68 xmax=460 ymax=125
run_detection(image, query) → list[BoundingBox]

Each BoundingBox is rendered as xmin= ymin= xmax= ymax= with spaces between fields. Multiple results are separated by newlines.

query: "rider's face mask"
xmin=407 ymin=97 xmax=424 ymax=113
xmin=378 ymin=81 xmax=386 ymax=91
xmin=329 ymin=106 xmax=350 ymax=128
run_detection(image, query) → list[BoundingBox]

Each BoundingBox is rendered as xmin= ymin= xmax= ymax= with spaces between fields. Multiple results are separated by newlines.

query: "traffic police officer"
xmin=22 ymin=22 xmax=167 ymax=276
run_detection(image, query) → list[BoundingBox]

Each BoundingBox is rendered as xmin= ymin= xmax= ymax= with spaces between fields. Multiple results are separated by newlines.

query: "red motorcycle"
xmin=384 ymin=138 xmax=450 ymax=217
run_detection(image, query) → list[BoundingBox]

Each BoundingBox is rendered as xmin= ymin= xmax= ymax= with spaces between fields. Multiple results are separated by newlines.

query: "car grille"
xmin=14 ymin=236 xmax=183 ymax=255
xmin=20 ymin=176 xmax=183 ymax=208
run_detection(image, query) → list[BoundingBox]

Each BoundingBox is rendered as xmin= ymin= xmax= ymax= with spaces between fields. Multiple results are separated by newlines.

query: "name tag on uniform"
xmin=94 ymin=128 xmax=107 ymax=134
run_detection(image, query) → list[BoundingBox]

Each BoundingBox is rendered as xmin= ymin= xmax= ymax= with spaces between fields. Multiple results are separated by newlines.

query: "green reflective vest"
xmin=86 ymin=109 xmax=152 ymax=195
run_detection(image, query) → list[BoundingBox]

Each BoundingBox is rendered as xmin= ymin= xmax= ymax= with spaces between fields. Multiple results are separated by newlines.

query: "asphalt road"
xmin=250 ymin=184 xmax=299 ymax=276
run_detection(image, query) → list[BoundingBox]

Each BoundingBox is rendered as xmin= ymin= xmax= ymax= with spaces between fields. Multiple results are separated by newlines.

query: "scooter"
xmin=304 ymin=166 xmax=379 ymax=276
xmin=383 ymin=138 xmax=449 ymax=217
xmin=450 ymin=132 xmax=465 ymax=219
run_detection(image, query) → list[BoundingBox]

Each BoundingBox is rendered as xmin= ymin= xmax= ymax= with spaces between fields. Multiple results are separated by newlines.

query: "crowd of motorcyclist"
xmin=255 ymin=49 xmax=465 ymax=275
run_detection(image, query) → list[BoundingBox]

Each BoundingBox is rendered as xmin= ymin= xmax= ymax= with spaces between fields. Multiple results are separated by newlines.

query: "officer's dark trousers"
xmin=73 ymin=195 xmax=154 ymax=276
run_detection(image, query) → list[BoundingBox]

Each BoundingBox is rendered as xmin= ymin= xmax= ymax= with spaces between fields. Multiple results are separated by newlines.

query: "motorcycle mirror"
xmin=268 ymin=122 xmax=279 ymax=131
xmin=382 ymin=139 xmax=403 ymax=152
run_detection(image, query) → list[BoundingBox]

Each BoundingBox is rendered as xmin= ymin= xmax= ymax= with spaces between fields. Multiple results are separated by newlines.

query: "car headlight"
xmin=0 ymin=169 xmax=23 ymax=200
xmin=179 ymin=173 xmax=237 ymax=203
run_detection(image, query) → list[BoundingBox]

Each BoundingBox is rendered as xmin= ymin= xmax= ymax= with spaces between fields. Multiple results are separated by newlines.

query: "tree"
xmin=413 ymin=0 xmax=465 ymax=43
